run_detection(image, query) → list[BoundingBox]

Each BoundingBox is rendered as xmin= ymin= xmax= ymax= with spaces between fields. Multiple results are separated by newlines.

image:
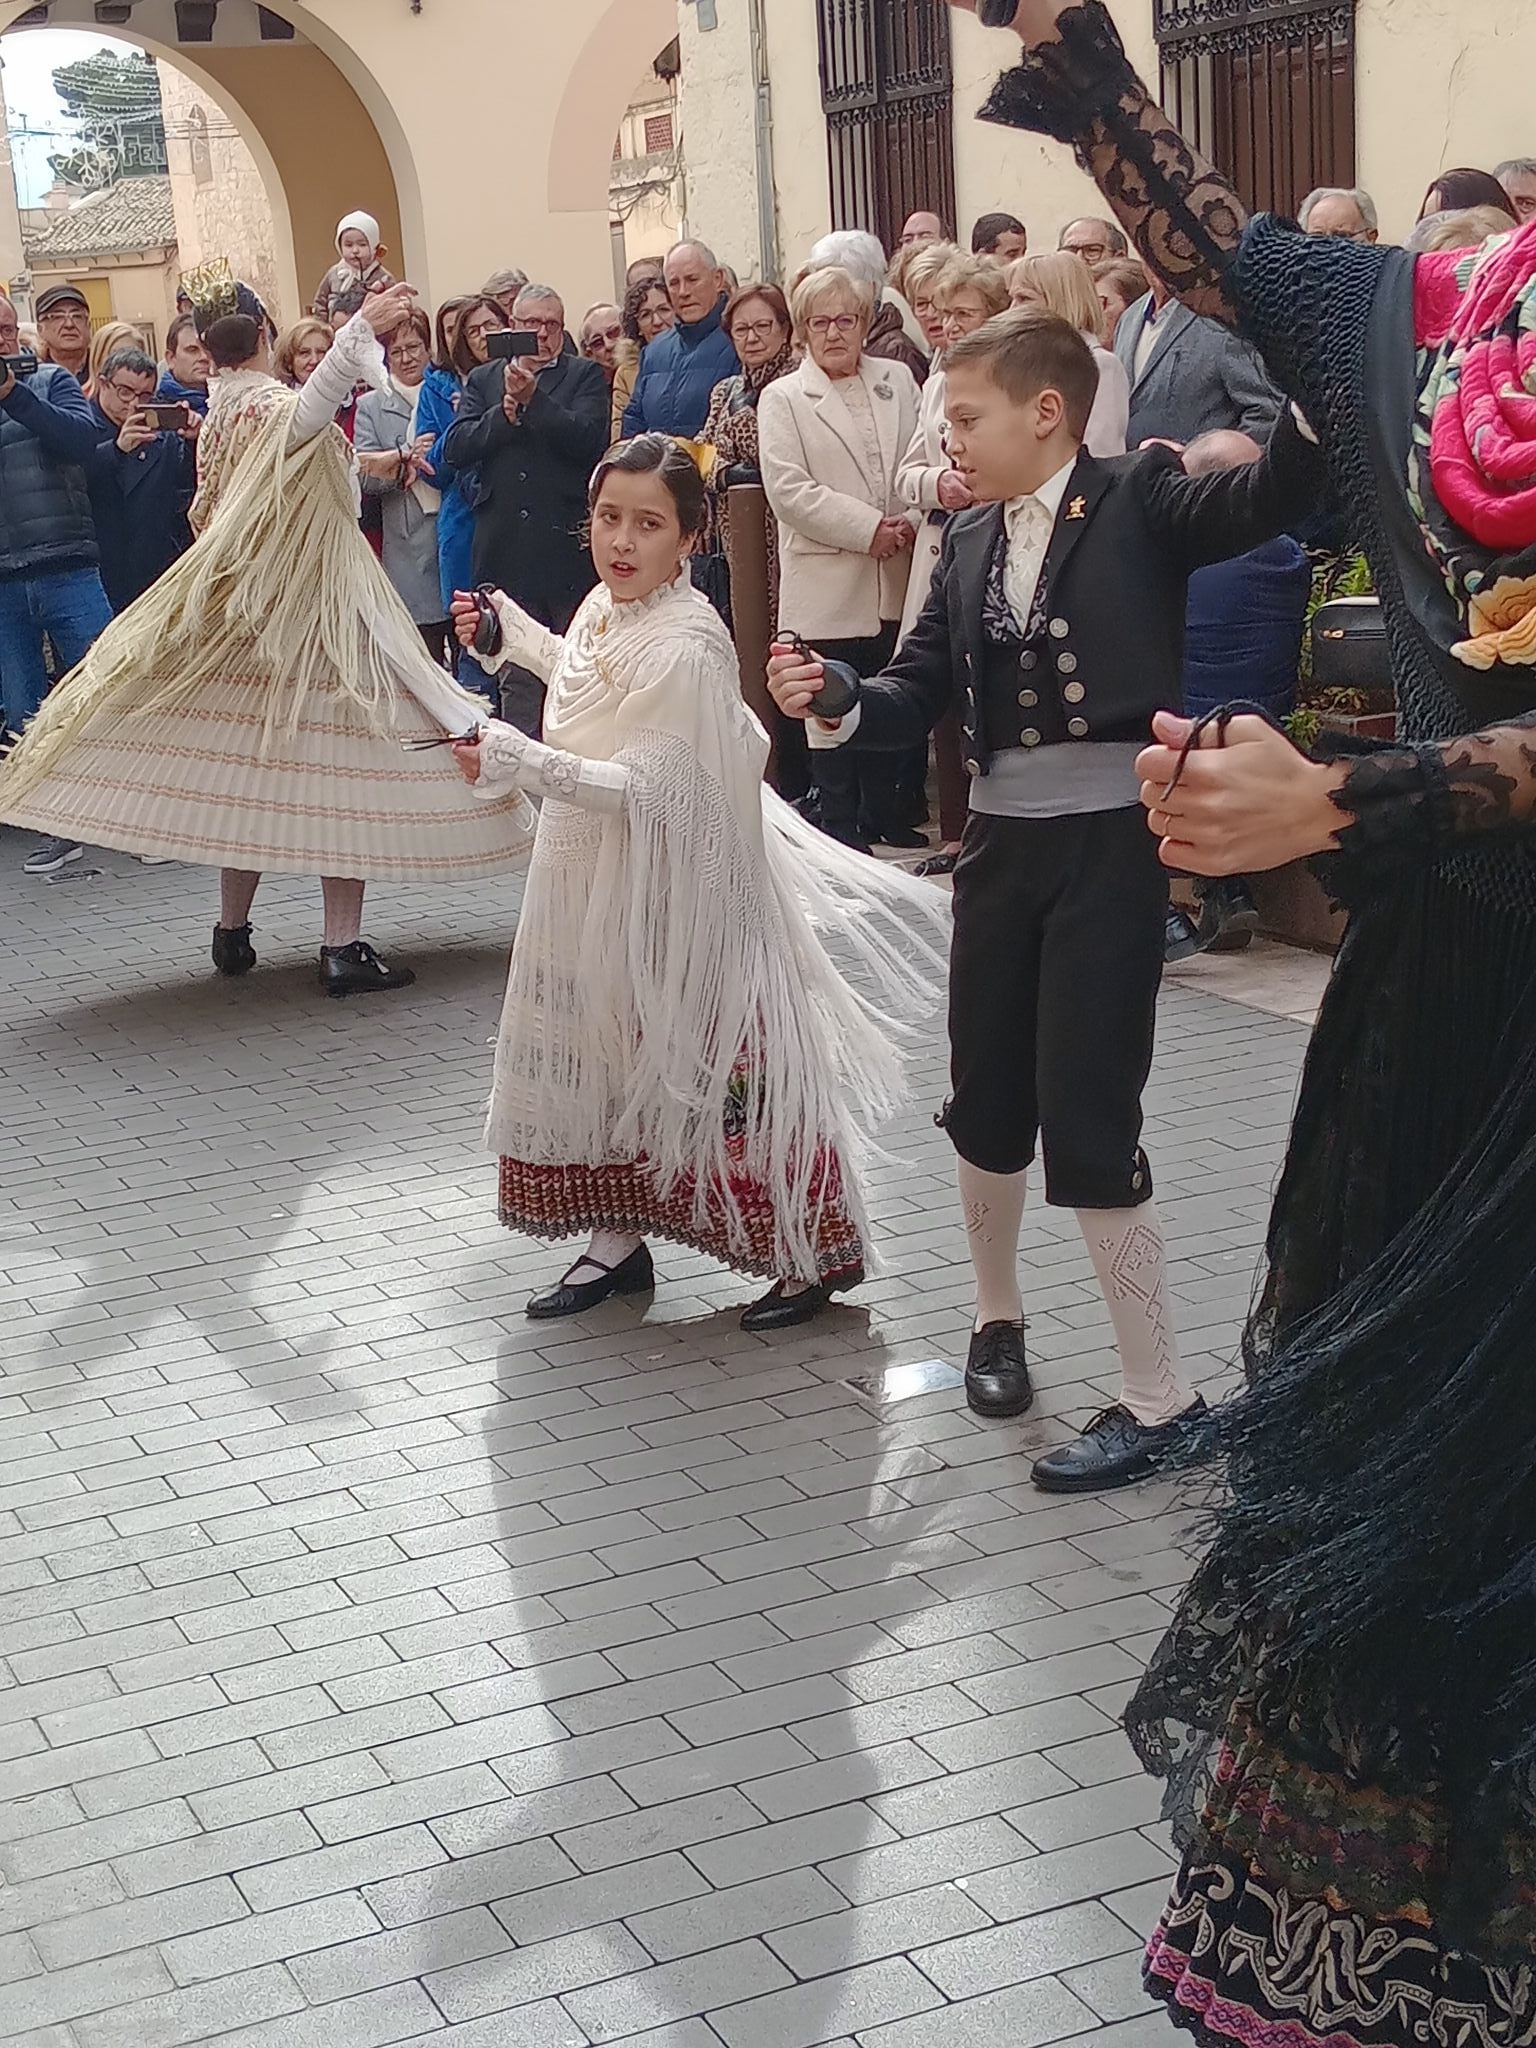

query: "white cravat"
xmin=1001 ymin=459 xmax=1076 ymax=632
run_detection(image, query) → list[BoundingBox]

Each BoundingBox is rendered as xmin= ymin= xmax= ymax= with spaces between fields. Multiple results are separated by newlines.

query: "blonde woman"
xmin=893 ymin=253 xmax=1010 ymax=875
xmin=1007 ymin=250 xmax=1129 ymax=457
xmin=83 ymin=321 xmax=140 ymax=399
xmin=902 ymin=240 xmax=961 ymax=356
xmin=274 ymin=317 xmax=334 ymax=390
xmin=758 ymin=265 xmax=921 ymax=851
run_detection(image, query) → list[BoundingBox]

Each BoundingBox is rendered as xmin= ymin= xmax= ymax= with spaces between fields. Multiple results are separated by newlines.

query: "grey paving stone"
xmin=615 ymin=1729 xmax=814 ymax=1808
xmin=235 ymin=1822 xmax=448 ymax=1914
xmin=819 ymin=1814 xmax=1030 ymax=1905
xmin=709 ymin=1954 xmax=944 ymax=2048
xmin=763 ymin=1882 xmax=990 ymax=1979
xmin=162 ymin=1889 xmax=381 ymax=1983
xmin=0 ymin=1797 xmax=201 ymax=1884
xmin=202 ymin=1983 xmax=449 ymax=2048
xmin=686 ymin=1803 xmax=898 ymax=1888
xmin=29 ymin=1874 xmax=245 ymax=1969
xmin=493 ymin=1850 xmax=710 ymax=1946
xmin=0 ymin=1948 xmax=170 ymax=2038
xmin=562 ymin=1937 xmax=792 ymax=2042
xmin=427 ymin=1919 xmax=651 ymax=2020
xmin=959 ymin=1835 xmax=1178 ymax=1924
xmin=361 ymin=1832 xmax=577 ymax=1927
xmin=288 ymin=1902 xmax=512 ymax=2003
xmin=0 ymin=1864 xmax=126 ymax=1937
xmin=857 ymin=1974 xmax=1100 ymax=2048
xmin=558 ymin=1787 xmax=763 ymax=1873
xmin=306 ymin=1761 xmax=507 ymax=1842
xmin=114 ymin=1811 xmax=320 ymax=1897
xmin=626 ymin=1868 xmax=846 ymax=1963
xmin=912 ymin=1899 xmax=1139 ymax=1999
xmin=70 ymin=1962 xmax=307 ymax=2048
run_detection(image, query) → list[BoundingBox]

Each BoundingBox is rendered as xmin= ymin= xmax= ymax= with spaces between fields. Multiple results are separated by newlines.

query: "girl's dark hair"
xmin=723 ymin=282 xmax=791 ymax=340
xmin=1421 ymin=168 xmax=1519 ymax=223
xmin=621 ymin=274 xmax=669 ymax=345
xmin=203 ymin=313 xmax=264 ymax=370
xmin=589 ymin=433 xmax=706 ymax=537
xmin=437 ymin=294 xmax=502 ymax=378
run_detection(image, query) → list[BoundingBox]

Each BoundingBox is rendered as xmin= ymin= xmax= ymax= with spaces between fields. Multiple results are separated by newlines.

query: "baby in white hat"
xmin=313 ymin=210 xmax=396 ymax=326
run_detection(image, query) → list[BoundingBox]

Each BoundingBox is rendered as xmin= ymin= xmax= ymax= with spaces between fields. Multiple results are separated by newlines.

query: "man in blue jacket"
xmin=155 ymin=312 xmax=212 ymax=417
xmin=0 ymin=291 xmax=114 ymax=869
xmin=622 ymin=240 xmax=739 ymax=439
xmin=86 ymin=346 xmax=197 ymax=614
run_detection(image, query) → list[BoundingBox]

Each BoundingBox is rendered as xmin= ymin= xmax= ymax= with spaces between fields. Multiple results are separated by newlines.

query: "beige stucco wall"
xmin=678 ymin=1 xmax=763 ymax=277
xmin=29 ymin=251 xmax=179 ymax=351
xmin=1355 ymin=0 xmax=1536 ymax=243
xmin=0 ymin=62 xmax=22 ymax=295
xmin=160 ymin=67 xmax=282 ymax=323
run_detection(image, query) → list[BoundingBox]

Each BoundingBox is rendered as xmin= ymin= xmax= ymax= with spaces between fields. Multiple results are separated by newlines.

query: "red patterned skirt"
xmin=497 ymin=1145 xmax=864 ymax=1287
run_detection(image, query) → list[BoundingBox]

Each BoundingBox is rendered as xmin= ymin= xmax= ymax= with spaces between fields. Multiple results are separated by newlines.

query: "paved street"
xmin=0 ymin=834 xmax=1327 ymax=2048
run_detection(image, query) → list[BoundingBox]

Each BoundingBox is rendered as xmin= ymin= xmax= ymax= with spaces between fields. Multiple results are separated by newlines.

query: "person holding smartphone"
xmin=443 ymin=283 xmax=608 ymax=734
xmin=84 ymin=345 xmax=198 ymax=614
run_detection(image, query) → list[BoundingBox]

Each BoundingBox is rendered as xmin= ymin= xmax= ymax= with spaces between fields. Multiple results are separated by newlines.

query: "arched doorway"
xmin=0 ymin=0 xmax=418 ymax=324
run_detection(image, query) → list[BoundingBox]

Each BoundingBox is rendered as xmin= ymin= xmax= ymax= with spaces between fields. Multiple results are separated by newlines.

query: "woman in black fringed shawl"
xmin=944 ymin=1 xmax=1536 ymax=2042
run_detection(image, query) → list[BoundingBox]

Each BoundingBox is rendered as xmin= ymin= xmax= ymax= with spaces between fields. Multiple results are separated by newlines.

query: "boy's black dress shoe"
xmin=320 ymin=940 xmax=415 ymax=998
xmin=212 ymin=924 xmax=257 ymax=977
xmin=527 ymin=1243 xmax=655 ymax=1321
xmin=965 ymin=1320 xmax=1034 ymax=1419
xmin=1031 ymin=1396 xmax=1208 ymax=1493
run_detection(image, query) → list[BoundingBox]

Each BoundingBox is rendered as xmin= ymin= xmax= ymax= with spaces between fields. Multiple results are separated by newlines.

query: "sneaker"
xmin=137 ymin=854 xmax=174 ymax=867
xmin=24 ymin=837 xmax=83 ymax=875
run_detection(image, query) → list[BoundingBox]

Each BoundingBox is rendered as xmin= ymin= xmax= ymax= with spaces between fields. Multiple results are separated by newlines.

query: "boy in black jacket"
xmin=769 ymin=309 xmax=1321 ymax=1492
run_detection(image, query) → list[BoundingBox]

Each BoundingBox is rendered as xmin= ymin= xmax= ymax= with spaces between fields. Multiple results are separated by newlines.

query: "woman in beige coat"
xmin=758 ymin=266 xmax=921 ymax=851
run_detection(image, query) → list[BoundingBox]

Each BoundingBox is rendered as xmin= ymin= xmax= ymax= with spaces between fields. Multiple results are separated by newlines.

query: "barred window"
xmin=644 ymin=112 xmax=674 ymax=156
xmin=1155 ymin=0 xmax=1356 ymax=218
xmin=816 ymin=0 xmax=955 ymax=252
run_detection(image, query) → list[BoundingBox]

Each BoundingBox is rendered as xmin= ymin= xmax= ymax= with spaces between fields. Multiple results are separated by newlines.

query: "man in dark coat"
xmin=85 ymin=346 xmax=197 ymax=614
xmin=444 ymin=284 xmax=609 ymax=732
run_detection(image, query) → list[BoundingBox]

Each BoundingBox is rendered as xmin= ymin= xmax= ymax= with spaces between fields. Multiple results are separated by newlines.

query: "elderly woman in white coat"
xmin=894 ymin=254 xmax=1011 ymax=876
xmin=758 ymin=266 xmax=921 ymax=853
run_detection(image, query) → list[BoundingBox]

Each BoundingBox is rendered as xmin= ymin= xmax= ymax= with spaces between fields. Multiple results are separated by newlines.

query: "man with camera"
xmin=443 ymin=283 xmax=608 ymax=733
xmin=86 ymin=346 xmax=199 ymax=616
xmin=0 ymin=291 xmax=115 ymax=868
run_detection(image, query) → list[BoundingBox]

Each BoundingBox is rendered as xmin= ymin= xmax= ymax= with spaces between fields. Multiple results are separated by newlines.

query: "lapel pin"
xmin=1067 ymin=496 xmax=1088 ymax=520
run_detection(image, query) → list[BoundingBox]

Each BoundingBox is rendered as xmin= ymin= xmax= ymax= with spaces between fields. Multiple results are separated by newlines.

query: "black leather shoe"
xmin=1195 ymin=879 xmax=1260 ymax=954
xmin=320 ymin=940 xmax=416 ymax=998
xmin=211 ymin=923 xmax=257 ymax=977
xmin=739 ymin=1266 xmax=864 ymax=1332
xmin=1031 ymin=1396 xmax=1208 ymax=1494
xmin=527 ymin=1243 xmax=655 ymax=1321
xmin=965 ymin=1320 xmax=1034 ymax=1419
xmin=1164 ymin=908 xmax=1203 ymax=963
xmin=875 ymin=827 xmax=930 ymax=851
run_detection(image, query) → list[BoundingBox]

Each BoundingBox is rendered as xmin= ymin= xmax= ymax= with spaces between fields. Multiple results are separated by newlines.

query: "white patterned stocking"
xmin=1077 ymin=1202 xmax=1194 ymax=1427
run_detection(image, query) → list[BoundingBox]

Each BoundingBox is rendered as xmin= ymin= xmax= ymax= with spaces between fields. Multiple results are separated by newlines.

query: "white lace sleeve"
xmin=287 ymin=313 xmax=386 ymax=449
xmin=473 ymin=718 xmax=627 ymax=815
xmin=473 ymin=593 xmax=564 ymax=682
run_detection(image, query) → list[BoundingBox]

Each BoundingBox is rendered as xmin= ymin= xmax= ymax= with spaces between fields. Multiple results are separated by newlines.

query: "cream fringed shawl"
xmin=482 ymin=578 xmax=950 ymax=1283
xmin=2 ymin=383 xmax=486 ymax=801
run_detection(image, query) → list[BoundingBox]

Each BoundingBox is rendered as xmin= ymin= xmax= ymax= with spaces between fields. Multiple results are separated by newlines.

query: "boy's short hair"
xmin=944 ymin=307 xmax=1099 ymax=440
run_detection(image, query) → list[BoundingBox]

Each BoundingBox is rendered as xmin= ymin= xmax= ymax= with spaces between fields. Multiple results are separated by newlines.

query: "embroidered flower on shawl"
xmin=1454 ymin=572 xmax=1536 ymax=669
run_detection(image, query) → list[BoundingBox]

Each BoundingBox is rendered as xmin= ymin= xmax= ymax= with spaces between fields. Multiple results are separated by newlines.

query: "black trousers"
xmin=944 ymin=804 xmax=1168 ymax=1207
xmin=810 ymin=625 xmax=905 ymax=846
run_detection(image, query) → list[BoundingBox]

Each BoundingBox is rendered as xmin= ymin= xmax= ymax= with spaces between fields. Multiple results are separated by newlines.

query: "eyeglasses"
xmin=731 ymin=319 xmax=784 ymax=342
xmin=1064 ymin=241 xmax=1109 ymax=261
xmin=808 ymin=315 xmax=861 ymax=336
xmin=106 ymin=380 xmax=154 ymax=404
xmin=517 ymin=315 xmax=565 ymax=336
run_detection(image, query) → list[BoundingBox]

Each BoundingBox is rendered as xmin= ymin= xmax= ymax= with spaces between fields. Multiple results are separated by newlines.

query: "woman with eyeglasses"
xmin=354 ymin=307 xmax=453 ymax=666
xmin=611 ymin=278 xmax=678 ymax=441
xmin=758 ymin=266 xmax=922 ymax=854
xmin=414 ymin=296 xmax=504 ymax=689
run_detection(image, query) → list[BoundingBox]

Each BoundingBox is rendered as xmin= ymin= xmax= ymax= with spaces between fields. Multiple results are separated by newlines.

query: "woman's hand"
xmin=451 ymin=736 xmax=483 ymax=785
xmin=869 ymin=518 xmax=914 ymax=561
xmin=355 ymin=448 xmax=402 ymax=482
xmin=1136 ymin=711 xmax=1349 ymax=875
xmin=937 ymin=469 xmax=973 ymax=512
xmin=360 ymin=283 xmax=418 ymax=338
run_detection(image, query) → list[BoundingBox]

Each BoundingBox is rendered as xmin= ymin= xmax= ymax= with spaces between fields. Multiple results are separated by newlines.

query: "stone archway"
xmin=0 ymin=0 xmax=418 ymax=323
xmin=547 ymin=0 xmax=678 ymax=219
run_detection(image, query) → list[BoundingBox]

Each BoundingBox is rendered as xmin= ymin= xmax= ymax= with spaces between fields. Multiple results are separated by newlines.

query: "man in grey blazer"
xmin=1114 ymin=280 xmax=1282 ymax=450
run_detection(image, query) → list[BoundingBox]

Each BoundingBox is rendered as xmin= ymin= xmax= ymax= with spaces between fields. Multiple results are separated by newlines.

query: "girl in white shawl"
xmin=0 ymin=281 xmax=533 ymax=997
xmin=451 ymin=434 xmax=948 ymax=1331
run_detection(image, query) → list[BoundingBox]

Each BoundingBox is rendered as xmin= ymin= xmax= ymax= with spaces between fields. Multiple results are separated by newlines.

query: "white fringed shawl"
xmin=478 ymin=576 xmax=949 ymax=1282
xmin=2 ymin=351 xmax=486 ymax=800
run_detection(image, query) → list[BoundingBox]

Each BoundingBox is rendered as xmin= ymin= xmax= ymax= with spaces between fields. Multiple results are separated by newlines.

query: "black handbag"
xmin=1311 ymin=596 xmax=1390 ymax=692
